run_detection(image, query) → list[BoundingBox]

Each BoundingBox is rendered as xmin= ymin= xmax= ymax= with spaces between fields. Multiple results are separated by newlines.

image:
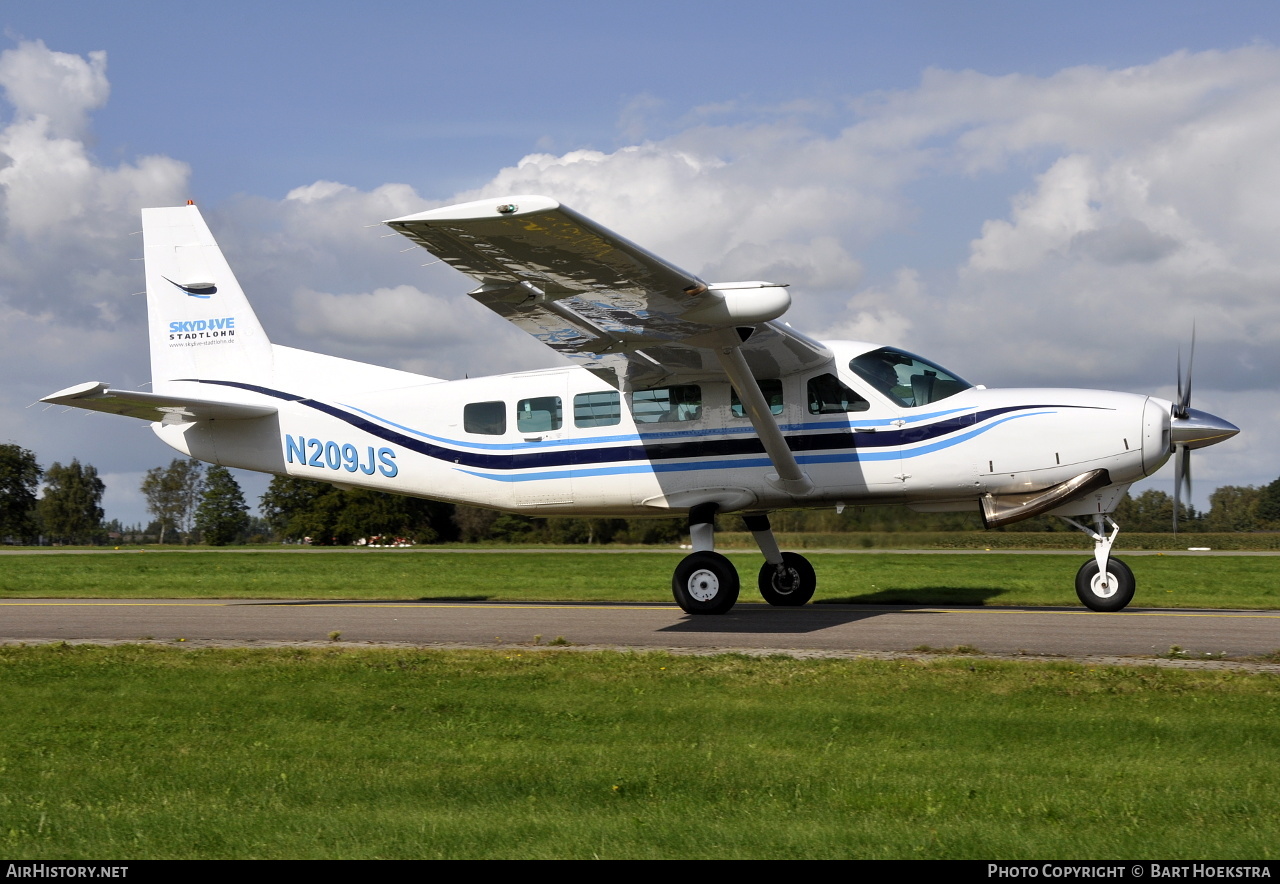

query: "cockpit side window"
xmin=848 ymin=347 xmax=971 ymax=408
xmin=807 ymin=373 xmax=869 ymax=414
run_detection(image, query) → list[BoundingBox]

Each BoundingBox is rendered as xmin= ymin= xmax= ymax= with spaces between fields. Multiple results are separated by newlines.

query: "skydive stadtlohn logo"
xmin=168 ymin=317 xmax=235 ymax=342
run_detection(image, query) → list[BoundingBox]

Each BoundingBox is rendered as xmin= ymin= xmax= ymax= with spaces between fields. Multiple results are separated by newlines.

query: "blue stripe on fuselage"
xmin=456 ymin=411 xmax=1052 ymax=481
xmin=177 ymin=378 xmax=1090 ymax=477
xmin=338 ymin=402 xmax=974 ymax=452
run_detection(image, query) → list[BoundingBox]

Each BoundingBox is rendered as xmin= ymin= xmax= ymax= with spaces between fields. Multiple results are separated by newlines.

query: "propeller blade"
xmin=1173 ymin=445 xmax=1182 ymax=532
xmin=1176 ymin=351 xmax=1184 ymax=420
xmin=1172 ymin=325 xmax=1198 ymax=531
xmin=1172 ymin=444 xmax=1192 ymax=533
xmin=1175 ymin=327 xmax=1196 ymax=420
xmin=1183 ymin=327 xmax=1196 ymax=416
xmin=1173 ymin=325 xmax=1193 ymax=532
xmin=1181 ymin=445 xmax=1192 ymax=521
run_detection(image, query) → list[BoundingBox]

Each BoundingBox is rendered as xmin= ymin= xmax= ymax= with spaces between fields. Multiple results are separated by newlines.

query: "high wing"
xmin=386 ymin=195 xmax=828 ymax=494
xmin=384 ymin=196 xmax=830 ymax=390
xmin=42 ymin=381 xmax=277 ymax=423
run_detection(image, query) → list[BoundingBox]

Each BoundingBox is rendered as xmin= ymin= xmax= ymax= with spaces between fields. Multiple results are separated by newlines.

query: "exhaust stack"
xmin=981 ymin=469 xmax=1112 ymax=528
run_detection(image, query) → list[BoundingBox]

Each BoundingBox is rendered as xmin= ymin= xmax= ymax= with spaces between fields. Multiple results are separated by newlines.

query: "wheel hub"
xmin=688 ymin=569 xmax=720 ymax=602
xmin=772 ymin=566 xmax=799 ymax=595
xmin=1090 ymin=571 xmax=1119 ymax=598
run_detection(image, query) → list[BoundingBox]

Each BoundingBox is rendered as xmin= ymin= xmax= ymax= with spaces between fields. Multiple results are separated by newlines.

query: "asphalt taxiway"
xmin=3 ymin=598 xmax=1277 ymax=663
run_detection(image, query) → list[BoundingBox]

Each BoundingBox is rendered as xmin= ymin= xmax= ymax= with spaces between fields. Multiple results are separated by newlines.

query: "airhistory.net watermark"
xmin=6 ymin=866 xmax=127 ymax=878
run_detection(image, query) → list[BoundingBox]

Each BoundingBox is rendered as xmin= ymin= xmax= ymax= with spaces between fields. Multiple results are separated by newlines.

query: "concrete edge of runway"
xmin=5 ymin=636 xmax=1279 ymax=674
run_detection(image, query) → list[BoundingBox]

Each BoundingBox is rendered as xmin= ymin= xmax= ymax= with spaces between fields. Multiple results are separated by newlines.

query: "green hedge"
xmin=714 ymin=531 xmax=1280 ymax=551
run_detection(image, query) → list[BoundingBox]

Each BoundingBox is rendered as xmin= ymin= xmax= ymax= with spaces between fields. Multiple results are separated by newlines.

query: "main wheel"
xmin=757 ymin=552 xmax=817 ymax=607
xmin=672 ymin=551 xmax=740 ymax=615
xmin=1074 ymin=558 xmax=1136 ymax=612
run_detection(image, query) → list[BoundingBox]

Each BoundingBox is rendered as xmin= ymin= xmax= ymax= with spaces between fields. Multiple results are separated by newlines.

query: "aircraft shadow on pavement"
xmin=416 ymin=596 xmax=491 ymax=602
xmin=245 ymin=596 xmax=493 ymax=606
xmin=817 ymin=586 xmax=1008 ymax=606
xmin=659 ymin=604 xmax=933 ymax=635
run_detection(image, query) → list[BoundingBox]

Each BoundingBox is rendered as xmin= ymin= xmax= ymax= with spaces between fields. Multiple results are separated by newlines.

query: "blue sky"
xmin=13 ymin=1 xmax=1280 ymax=201
xmin=3 ymin=2 xmax=1279 ymax=526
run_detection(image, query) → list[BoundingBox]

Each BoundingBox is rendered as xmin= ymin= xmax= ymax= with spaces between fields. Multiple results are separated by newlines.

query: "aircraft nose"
xmin=1170 ymin=407 xmax=1240 ymax=450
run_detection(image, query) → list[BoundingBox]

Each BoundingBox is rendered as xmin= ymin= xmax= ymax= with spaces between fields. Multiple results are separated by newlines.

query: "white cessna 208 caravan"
xmin=44 ymin=197 xmax=1239 ymax=614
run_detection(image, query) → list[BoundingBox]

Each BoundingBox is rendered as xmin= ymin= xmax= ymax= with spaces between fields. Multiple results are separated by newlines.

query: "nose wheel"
xmin=1074 ymin=558 xmax=1136 ymax=612
xmin=1061 ymin=514 xmax=1136 ymax=612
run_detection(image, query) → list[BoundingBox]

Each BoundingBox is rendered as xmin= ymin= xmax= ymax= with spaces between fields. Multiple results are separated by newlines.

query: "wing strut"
xmin=709 ymin=330 xmax=814 ymax=496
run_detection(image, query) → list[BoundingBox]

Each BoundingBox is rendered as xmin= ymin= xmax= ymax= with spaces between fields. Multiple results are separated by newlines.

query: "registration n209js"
xmin=285 ymin=436 xmax=397 ymax=477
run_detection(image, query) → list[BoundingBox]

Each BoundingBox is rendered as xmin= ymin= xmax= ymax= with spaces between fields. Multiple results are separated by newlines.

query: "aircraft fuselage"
xmin=155 ymin=341 xmax=1170 ymax=521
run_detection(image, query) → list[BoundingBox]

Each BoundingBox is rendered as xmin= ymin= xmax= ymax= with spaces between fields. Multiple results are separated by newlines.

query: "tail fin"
xmin=144 ymin=204 xmax=272 ymax=392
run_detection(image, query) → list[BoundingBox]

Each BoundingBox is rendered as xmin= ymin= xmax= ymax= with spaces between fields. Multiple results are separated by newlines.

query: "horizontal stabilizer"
xmin=42 ymin=381 xmax=277 ymax=423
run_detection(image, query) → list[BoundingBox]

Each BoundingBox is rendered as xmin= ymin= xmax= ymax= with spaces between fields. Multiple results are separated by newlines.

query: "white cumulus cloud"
xmin=0 ymin=40 xmax=189 ymax=323
xmin=0 ymin=38 xmax=108 ymax=139
xmin=7 ymin=38 xmax=1280 ymax=519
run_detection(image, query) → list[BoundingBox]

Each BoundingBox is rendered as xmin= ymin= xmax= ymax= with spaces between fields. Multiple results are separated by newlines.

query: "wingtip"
xmin=42 ymin=381 xmax=108 ymax=403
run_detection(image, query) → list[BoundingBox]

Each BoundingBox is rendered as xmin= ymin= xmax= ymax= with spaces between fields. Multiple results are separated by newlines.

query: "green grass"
xmin=1 ymin=644 xmax=1276 ymax=859
xmin=2 ymin=549 xmax=1278 ymax=609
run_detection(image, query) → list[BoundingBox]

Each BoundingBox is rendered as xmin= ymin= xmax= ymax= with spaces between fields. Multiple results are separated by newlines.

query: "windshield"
xmin=848 ymin=347 xmax=971 ymax=408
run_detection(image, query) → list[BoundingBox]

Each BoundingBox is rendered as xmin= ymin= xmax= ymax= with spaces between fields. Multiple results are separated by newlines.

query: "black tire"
xmin=757 ymin=552 xmax=817 ymax=607
xmin=1074 ymin=558 xmax=1136 ymax=612
xmin=672 ymin=551 xmax=740 ymax=615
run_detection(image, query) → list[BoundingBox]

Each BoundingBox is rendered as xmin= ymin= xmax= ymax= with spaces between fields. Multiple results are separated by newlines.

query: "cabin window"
xmin=848 ymin=346 xmax=971 ymax=407
xmin=630 ymin=385 xmax=702 ymax=423
xmin=517 ymin=396 xmax=562 ymax=432
xmin=464 ymin=401 xmax=506 ymax=435
xmin=807 ymin=373 xmax=869 ymax=414
xmin=574 ymin=391 xmax=621 ymax=428
xmin=731 ymin=379 xmax=784 ymax=418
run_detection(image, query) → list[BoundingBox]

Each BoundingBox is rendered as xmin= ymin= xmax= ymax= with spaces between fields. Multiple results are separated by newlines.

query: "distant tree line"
xmin=4 ymin=440 xmax=1280 ymax=546
xmin=259 ymin=476 xmax=455 ymax=545
xmin=461 ymin=483 xmax=1280 ymax=541
xmin=0 ymin=444 xmax=106 ymax=544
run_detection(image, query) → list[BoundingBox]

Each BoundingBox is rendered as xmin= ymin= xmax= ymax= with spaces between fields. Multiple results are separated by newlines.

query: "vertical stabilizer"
xmin=143 ymin=204 xmax=272 ymax=392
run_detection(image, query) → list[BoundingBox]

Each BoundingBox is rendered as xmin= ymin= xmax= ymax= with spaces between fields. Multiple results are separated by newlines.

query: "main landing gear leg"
xmin=671 ymin=503 xmax=740 ymax=615
xmin=743 ymin=513 xmax=817 ymax=607
xmin=1060 ymin=514 xmax=1135 ymax=612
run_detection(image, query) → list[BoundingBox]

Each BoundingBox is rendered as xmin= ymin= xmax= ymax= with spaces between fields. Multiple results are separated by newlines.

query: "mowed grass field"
xmin=2 ymin=548 xmax=1279 ymax=609
xmin=4 ymin=552 xmax=1277 ymax=859
xmin=1 ymin=644 xmax=1278 ymax=860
